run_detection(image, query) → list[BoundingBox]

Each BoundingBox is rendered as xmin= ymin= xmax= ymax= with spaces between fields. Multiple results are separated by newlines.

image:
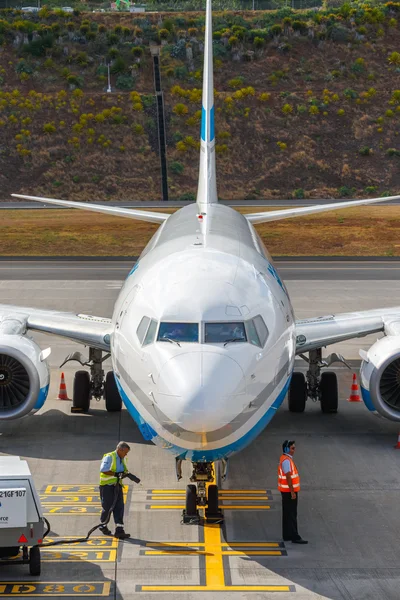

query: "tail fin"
xmin=196 ymin=0 xmax=218 ymax=213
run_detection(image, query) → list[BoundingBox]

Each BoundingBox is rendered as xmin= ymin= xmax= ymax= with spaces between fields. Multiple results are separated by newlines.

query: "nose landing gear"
xmin=183 ymin=462 xmax=224 ymax=525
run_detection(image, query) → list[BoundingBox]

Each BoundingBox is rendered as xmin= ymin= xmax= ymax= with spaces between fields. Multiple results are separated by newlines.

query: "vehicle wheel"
xmin=29 ymin=546 xmax=41 ymax=576
xmin=185 ymin=484 xmax=197 ymax=516
xmin=206 ymin=484 xmax=219 ymax=515
xmin=320 ymin=371 xmax=338 ymax=414
xmin=288 ymin=372 xmax=307 ymax=413
xmin=73 ymin=370 xmax=91 ymax=413
xmin=105 ymin=371 xmax=122 ymax=412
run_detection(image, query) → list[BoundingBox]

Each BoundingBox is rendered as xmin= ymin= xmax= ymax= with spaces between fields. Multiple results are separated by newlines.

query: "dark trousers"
xmin=99 ymin=485 xmax=124 ymax=527
xmin=281 ymin=492 xmax=300 ymax=541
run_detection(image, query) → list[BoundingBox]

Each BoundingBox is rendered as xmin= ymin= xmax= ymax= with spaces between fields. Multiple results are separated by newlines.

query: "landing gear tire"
xmin=182 ymin=484 xmax=199 ymax=524
xmin=320 ymin=371 xmax=338 ymax=414
xmin=104 ymin=371 xmax=122 ymax=412
xmin=73 ymin=370 xmax=91 ymax=413
xmin=29 ymin=546 xmax=41 ymax=576
xmin=185 ymin=484 xmax=197 ymax=516
xmin=288 ymin=372 xmax=307 ymax=413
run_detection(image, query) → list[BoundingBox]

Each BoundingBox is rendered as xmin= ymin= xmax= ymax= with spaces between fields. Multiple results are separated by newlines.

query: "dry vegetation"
xmin=1 ymin=206 xmax=399 ymax=256
xmin=1 ymin=3 xmax=400 ymax=202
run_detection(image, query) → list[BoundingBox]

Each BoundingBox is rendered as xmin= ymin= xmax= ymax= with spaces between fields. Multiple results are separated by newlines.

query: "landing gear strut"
xmin=183 ymin=462 xmax=224 ymax=524
xmin=289 ymin=348 xmax=350 ymax=414
xmin=60 ymin=348 xmax=120 ymax=413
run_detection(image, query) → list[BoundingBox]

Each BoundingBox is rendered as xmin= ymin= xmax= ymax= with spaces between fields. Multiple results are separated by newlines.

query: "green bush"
xmin=386 ymin=148 xmax=400 ymax=157
xmin=293 ymin=188 xmax=305 ymax=199
xmin=179 ymin=192 xmax=195 ymax=201
xmin=338 ymin=186 xmax=355 ymax=197
xmin=116 ymin=75 xmax=135 ymax=90
xmin=110 ymin=57 xmax=126 ymax=75
xmin=170 ymin=161 xmax=184 ymax=174
xmin=359 ymin=146 xmax=372 ymax=156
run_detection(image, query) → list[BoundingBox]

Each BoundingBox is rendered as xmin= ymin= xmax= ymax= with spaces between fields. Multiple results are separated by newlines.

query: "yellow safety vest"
xmin=99 ymin=451 xmax=128 ymax=486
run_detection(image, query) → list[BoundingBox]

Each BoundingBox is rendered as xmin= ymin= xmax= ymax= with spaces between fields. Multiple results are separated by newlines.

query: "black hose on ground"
xmin=34 ymin=472 xmax=140 ymax=549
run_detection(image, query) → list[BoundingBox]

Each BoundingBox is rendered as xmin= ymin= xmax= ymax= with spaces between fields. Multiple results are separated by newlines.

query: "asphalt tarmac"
xmin=1 ymin=271 xmax=400 ymax=599
xmin=0 ymin=258 xmax=399 ymax=281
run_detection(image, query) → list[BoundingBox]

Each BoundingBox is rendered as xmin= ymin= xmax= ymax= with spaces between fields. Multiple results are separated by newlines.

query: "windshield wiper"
xmin=161 ymin=337 xmax=181 ymax=347
xmin=224 ymin=338 xmax=243 ymax=347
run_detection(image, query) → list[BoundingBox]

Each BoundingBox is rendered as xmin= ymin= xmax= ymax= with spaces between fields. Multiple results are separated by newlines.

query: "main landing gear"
xmin=60 ymin=348 xmax=122 ymax=413
xmin=182 ymin=462 xmax=224 ymax=525
xmin=289 ymin=348 xmax=351 ymax=414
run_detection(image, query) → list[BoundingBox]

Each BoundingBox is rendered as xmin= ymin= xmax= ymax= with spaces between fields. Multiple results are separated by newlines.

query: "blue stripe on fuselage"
xmin=210 ymin=106 xmax=215 ymax=142
xmin=116 ymin=372 xmax=291 ymax=462
xmin=201 ymin=106 xmax=206 ymax=141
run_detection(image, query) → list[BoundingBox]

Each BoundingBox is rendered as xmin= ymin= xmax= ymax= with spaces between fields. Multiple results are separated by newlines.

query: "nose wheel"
xmin=183 ymin=462 xmax=224 ymax=524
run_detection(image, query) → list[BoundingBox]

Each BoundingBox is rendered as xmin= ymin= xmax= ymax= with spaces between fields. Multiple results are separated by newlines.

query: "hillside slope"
xmin=0 ymin=3 xmax=400 ymax=201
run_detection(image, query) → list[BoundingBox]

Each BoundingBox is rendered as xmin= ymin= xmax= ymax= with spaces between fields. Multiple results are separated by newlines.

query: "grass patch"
xmin=0 ymin=206 xmax=399 ymax=257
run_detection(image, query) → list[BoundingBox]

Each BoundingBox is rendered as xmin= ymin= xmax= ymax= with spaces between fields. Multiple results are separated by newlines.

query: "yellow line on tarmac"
xmin=222 ymin=551 xmax=283 ymax=556
xmin=146 ymin=542 xmax=204 ymax=548
xmin=150 ymin=489 xmax=267 ymax=494
xmin=145 ymin=550 xmax=209 ymax=556
xmin=149 ymin=496 xmax=270 ymax=501
xmin=149 ymin=505 xmax=270 ymax=510
xmin=222 ymin=542 xmax=280 ymax=547
xmin=204 ymin=523 xmax=225 ymax=588
xmin=141 ymin=585 xmax=292 ymax=592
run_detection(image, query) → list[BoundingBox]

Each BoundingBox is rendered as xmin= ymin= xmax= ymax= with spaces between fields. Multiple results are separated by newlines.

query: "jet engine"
xmin=360 ymin=335 xmax=400 ymax=421
xmin=0 ymin=332 xmax=50 ymax=421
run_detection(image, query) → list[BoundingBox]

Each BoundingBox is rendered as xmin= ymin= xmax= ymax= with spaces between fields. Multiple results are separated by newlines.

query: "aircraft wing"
xmin=295 ymin=307 xmax=400 ymax=354
xmin=0 ymin=304 xmax=112 ymax=351
xmin=11 ymin=194 xmax=171 ymax=224
xmin=245 ymin=194 xmax=400 ymax=224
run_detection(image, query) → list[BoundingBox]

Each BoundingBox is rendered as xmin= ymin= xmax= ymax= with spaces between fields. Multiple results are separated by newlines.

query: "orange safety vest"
xmin=278 ymin=454 xmax=301 ymax=492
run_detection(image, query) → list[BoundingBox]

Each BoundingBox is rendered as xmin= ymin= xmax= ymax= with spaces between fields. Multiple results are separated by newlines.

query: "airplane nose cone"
xmin=157 ymin=351 xmax=246 ymax=432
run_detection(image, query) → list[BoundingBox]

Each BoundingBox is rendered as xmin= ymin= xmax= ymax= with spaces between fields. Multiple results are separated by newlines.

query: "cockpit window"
xmin=253 ymin=315 xmax=269 ymax=346
xmin=158 ymin=322 xmax=199 ymax=343
xmin=205 ymin=322 xmax=247 ymax=344
xmin=246 ymin=319 xmax=261 ymax=347
xmin=136 ymin=316 xmax=150 ymax=344
xmin=143 ymin=319 xmax=158 ymax=346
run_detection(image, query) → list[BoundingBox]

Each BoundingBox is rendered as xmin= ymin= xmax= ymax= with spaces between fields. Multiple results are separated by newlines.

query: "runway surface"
xmin=1 ymin=259 xmax=400 ymax=281
xmin=2 ymin=198 xmax=400 ymax=209
xmin=1 ymin=272 xmax=400 ymax=599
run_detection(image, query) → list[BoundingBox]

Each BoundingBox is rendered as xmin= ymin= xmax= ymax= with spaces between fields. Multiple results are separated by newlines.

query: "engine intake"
xmin=360 ymin=336 xmax=400 ymax=421
xmin=0 ymin=342 xmax=45 ymax=421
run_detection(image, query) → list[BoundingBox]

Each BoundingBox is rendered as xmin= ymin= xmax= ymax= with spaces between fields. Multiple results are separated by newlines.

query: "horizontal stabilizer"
xmin=11 ymin=194 xmax=171 ymax=224
xmin=245 ymin=194 xmax=400 ymax=224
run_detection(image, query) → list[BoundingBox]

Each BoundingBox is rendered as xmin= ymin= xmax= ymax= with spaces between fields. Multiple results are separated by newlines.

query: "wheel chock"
xmin=70 ymin=406 xmax=84 ymax=413
xmin=182 ymin=509 xmax=200 ymax=525
xmin=205 ymin=509 xmax=224 ymax=523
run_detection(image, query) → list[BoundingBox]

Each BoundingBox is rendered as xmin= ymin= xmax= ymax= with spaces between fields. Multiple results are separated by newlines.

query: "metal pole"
xmin=107 ymin=63 xmax=111 ymax=93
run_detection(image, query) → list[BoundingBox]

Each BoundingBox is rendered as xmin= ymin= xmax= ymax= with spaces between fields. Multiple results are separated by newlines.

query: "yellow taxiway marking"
xmin=149 ymin=504 xmax=270 ymax=510
xmin=150 ymin=489 xmax=267 ymax=494
xmin=145 ymin=550 xmax=283 ymax=556
xmin=140 ymin=585 xmax=292 ymax=592
xmin=149 ymin=496 xmax=270 ymax=501
xmin=0 ymin=582 xmax=111 ymax=596
xmin=146 ymin=542 xmax=281 ymax=548
xmin=204 ymin=523 xmax=225 ymax=586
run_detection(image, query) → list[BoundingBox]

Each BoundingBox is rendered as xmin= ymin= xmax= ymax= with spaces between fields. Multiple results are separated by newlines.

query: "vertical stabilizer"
xmin=196 ymin=0 xmax=218 ymax=214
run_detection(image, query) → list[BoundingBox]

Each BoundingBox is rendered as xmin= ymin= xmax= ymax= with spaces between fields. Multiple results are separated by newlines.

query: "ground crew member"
xmin=99 ymin=441 xmax=131 ymax=539
xmin=278 ymin=440 xmax=308 ymax=544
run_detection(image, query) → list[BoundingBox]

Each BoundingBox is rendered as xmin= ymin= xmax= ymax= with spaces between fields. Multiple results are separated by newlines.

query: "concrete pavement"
xmin=0 ymin=276 xmax=400 ymax=599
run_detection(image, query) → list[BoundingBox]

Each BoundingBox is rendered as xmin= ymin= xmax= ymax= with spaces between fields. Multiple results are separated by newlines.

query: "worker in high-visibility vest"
xmin=99 ymin=441 xmax=131 ymax=539
xmin=278 ymin=440 xmax=308 ymax=544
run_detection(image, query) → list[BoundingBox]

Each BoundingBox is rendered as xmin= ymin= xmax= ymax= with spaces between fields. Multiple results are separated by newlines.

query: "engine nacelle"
xmin=0 ymin=335 xmax=50 ymax=420
xmin=360 ymin=335 xmax=400 ymax=421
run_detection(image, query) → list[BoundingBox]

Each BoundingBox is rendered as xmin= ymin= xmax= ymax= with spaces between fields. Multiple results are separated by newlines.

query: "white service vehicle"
xmin=6 ymin=0 xmax=400 ymax=520
xmin=0 ymin=456 xmax=44 ymax=575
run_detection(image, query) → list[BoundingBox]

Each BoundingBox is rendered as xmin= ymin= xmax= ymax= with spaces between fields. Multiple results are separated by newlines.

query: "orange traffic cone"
xmin=394 ymin=432 xmax=400 ymax=449
xmin=57 ymin=372 xmax=71 ymax=401
xmin=347 ymin=373 xmax=361 ymax=402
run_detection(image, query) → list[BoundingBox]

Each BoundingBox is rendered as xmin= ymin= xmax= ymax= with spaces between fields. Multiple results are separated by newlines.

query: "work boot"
xmin=114 ymin=527 xmax=130 ymax=540
xmin=99 ymin=525 xmax=112 ymax=536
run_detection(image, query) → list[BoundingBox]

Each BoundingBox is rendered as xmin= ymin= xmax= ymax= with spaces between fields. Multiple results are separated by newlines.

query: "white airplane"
xmin=6 ymin=0 xmax=400 ymax=519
